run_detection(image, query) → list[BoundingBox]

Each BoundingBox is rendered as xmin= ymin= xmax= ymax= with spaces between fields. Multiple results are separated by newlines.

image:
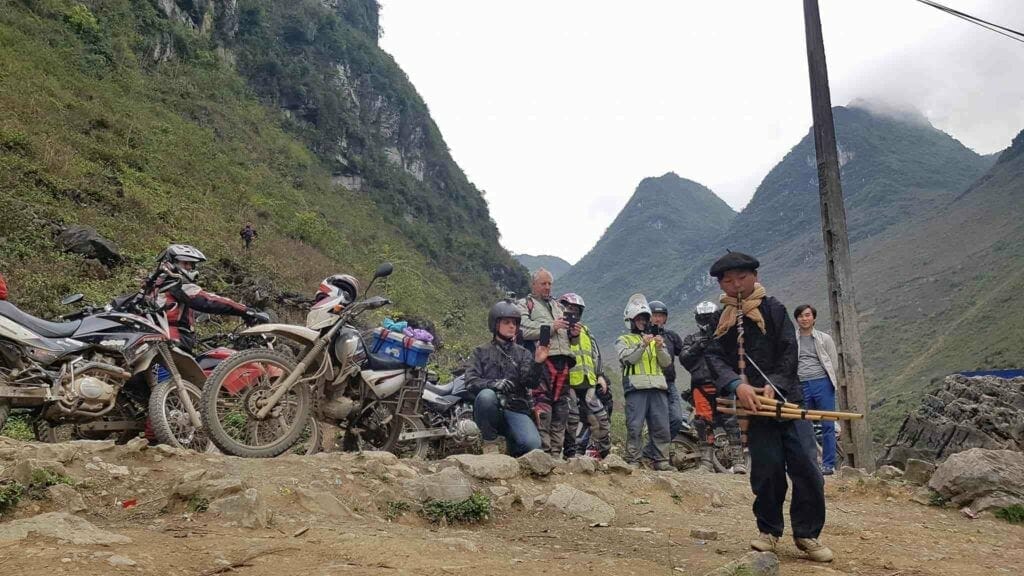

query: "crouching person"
xmin=465 ymin=300 xmax=548 ymax=456
xmin=617 ymin=294 xmax=673 ymax=470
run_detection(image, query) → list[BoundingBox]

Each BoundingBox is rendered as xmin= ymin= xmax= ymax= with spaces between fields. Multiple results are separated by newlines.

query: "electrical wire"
xmin=913 ymin=0 xmax=1024 ymax=44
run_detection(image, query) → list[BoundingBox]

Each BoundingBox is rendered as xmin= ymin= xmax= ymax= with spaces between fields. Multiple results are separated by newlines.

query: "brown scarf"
xmin=714 ymin=283 xmax=767 ymax=338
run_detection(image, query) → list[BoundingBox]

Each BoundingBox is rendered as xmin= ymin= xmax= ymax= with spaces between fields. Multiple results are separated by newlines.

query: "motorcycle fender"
xmin=241 ymin=324 xmax=318 ymax=346
xmin=361 ymin=369 xmax=406 ymax=399
xmin=133 ymin=345 xmax=207 ymax=386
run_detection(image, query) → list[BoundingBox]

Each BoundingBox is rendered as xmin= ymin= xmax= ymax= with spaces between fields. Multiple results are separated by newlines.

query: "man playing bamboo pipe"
xmin=704 ymin=251 xmax=833 ymax=563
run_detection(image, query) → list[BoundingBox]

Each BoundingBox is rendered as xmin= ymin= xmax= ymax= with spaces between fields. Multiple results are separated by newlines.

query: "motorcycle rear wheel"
xmin=200 ymin=348 xmax=311 ymax=458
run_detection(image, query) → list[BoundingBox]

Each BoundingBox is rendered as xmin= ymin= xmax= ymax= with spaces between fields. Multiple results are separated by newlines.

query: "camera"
xmin=644 ymin=324 xmax=664 ymax=337
xmin=564 ymin=312 xmax=579 ymax=331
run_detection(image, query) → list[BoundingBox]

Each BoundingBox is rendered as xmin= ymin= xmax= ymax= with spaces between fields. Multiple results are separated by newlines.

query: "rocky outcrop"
xmin=880 ymin=375 xmax=1024 ymax=467
xmin=56 ymin=225 xmax=122 ymax=266
xmin=928 ymin=448 xmax=1024 ymax=512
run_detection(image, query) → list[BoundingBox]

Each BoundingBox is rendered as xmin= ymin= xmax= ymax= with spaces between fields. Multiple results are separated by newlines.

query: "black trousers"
xmin=747 ymin=417 xmax=825 ymax=538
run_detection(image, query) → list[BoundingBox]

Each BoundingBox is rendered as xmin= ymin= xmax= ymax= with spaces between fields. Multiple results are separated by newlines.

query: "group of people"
xmin=464 ymin=251 xmax=837 ymax=563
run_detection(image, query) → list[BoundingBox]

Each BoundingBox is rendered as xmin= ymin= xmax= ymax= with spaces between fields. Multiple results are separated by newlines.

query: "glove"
xmin=492 ymin=379 xmax=516 ymax=394
xmin=244 ymin=310 xmax=271 ymax=326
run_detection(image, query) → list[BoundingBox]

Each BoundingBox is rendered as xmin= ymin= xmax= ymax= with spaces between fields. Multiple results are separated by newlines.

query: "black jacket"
xmin=661 ymin=328 xmax=684 ymax=384
xmin=704 ymin=296 xmax=802 ymax=403
xmin=464 ymin=339 xmax=543 ymax=413
xmin=679 ymin=325 xmax=714 ymax=386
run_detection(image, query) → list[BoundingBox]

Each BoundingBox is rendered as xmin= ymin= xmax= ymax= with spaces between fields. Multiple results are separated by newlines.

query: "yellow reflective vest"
xmin=615 ymin=333 xmax=670 ymax=393
xmin=569 ymin=326 xmax=599 ymax=387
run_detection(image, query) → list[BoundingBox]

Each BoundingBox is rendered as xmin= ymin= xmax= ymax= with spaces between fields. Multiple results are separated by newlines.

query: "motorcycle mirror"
xmin=373 ymin=262 xmax=394 ymax=279
xmin=61 ymin=293 xmax=85 ymax=306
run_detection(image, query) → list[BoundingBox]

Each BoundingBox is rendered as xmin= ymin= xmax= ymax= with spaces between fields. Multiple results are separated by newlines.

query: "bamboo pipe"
xmin=717 ymin=405 xmax=841 ymax=422
xmin=718 ymin=398 xmax=864 ymax=420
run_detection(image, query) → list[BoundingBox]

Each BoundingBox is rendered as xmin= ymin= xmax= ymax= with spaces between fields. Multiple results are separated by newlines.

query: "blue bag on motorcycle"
xmin=370 ymin=327 xmax=434 ymax=368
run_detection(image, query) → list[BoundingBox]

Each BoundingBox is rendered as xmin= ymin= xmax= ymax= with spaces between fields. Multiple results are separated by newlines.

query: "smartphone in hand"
xmin=539 ymin=325 xmax=551 ymax=347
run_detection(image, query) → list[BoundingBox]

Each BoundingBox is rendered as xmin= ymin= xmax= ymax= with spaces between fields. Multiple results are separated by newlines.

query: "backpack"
xmin=515 ymin=297 xmax=536 ymax=353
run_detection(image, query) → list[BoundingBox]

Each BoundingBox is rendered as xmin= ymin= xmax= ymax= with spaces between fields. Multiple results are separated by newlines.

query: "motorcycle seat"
xmin=0 ymin=301 xmax=82 ymax=338
xmin=424 ymin=381 xmax=455 ymax=396
xmin=365 ymin=351 xmax=407 ymax=371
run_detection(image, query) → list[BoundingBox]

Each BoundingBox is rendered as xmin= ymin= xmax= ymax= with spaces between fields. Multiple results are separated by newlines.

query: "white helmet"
xmin=156 ymin=244 xmax=206 ymax=284
xmin=623 ymin=293 xmax=651 ymax=329
xmin=695 ymin=301 xmax=718 ymax=328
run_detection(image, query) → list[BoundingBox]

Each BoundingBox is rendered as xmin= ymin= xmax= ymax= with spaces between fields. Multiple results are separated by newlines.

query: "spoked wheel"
xmin=669 ymin=434 xmax=702 ymax=471
xmin=149 ymin=378 xmax=213 ymax=451
xmin=392 ymin=415 xmax=430 ymax=460
xmin=33 ymin=418 xmax=77 ymax=443
xmin=711 ymin=429 xmax=734 ymax=473
xmin=288 ymin=416 xmax=324 ymax=456
xmin=200 ymin=348 xmax=311 ymax=458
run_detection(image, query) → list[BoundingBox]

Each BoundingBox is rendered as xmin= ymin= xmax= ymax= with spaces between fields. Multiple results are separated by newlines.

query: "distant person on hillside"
xmin=794 ymin=304 xmax=841 ymax=475
xmin=681 ymin=301 xmax=745 ymax=473
xmin=0 ymin=272 xmax=8 ymax=300
xmin=616 ymin=294 xmax=673 ymax=470
xmin=464 ymin=300 xmax=546 ymax=456
xmin=559 ymin=292 xmax=612 ymax=459
xmin=518 ymin=269 xmax=579 ymax=458
xmin=704 ymin=252 xmax=832 ymax=563
xmin=240 ymin=222 xmax=258 ymax=250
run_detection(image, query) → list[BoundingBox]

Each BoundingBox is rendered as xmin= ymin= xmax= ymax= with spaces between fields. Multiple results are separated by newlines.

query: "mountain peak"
xmin=846 ymin=98 xmax=932 ymax=128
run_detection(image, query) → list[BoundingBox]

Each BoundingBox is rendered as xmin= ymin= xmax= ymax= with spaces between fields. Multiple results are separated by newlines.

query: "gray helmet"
xmin=157 ymin=244 xmax=206 ymax=283
xmin=649 ymin=300 xmax=668 ymax=316
xmin=488 ymin=299 xmax=522 ymax=337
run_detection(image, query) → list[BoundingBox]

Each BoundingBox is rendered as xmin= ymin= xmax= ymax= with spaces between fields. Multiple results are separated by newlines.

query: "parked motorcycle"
xmin=0 ymin=292 xmax=209 ymax=450
xmin=390 ymin=372 xmax=480 ymax=459
xmin=199 ymin=263 xmax=431 ymax=458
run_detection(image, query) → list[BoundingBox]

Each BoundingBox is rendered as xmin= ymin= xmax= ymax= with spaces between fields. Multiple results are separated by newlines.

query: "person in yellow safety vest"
xmin=558 ymin=293 xmax=612 ymax=459
xmin=616 ymin=293 xmax=673 ymax=470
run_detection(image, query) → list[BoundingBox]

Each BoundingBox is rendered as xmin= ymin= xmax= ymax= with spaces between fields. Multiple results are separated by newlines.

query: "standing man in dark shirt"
xmin=704 ymin=251 xmax=832 ymax=563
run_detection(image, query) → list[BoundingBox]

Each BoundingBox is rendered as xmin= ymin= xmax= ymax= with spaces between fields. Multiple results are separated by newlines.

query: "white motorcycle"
xmin=198 ymin=263 xmax=433 ymax=458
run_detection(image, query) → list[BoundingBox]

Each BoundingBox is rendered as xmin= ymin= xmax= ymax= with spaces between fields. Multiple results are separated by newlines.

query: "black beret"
xmin=709 ymin=251 xmax=759 ymax=278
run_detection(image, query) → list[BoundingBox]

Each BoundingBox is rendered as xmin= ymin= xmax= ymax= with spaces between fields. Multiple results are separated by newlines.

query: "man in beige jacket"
xmin=518 ymin=268 xmax=579 ymax=457
xmin=794 ymin=304 xmax=840 ymax=475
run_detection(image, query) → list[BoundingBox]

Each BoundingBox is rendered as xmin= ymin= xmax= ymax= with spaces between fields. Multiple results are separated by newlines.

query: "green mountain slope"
xmin=513 ymin=254 xmax=572 ymax=280
xmin=0 ymin=0 xmax=525 ymax=362
xmin=558 ymin=172 xmax=736 ymax=344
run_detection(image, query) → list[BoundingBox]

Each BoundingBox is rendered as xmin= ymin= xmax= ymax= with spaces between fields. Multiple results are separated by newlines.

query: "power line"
xmin=913 ymin=0 xmax=1024 ymax=44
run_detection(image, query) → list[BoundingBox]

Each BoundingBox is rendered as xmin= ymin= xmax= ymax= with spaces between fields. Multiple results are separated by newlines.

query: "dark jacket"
xmin=464 ymin=339 xmax=543 ymax=414
xmin=704 ymin=295 xmax=802 ymax=403
xmin=679 ymin=325 xmax=714 ymax=386
xmin=661 ymin=328 xmax=684 ymax=384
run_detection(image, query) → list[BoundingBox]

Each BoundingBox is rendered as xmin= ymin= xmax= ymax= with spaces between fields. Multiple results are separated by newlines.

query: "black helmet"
xmin=649 ymin=300 xmax=668 ymax=316
xmin=488 ymin=299 xmax=522 ymax=338
xmin=694 ymin=301 xmax=718 ymax=327
xmin=156 ymin=244 xmax=206 ymax=283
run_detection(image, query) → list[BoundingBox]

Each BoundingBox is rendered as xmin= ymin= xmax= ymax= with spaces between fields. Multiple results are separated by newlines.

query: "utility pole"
xmin=802 ymin=0 xmax=874 ymax=470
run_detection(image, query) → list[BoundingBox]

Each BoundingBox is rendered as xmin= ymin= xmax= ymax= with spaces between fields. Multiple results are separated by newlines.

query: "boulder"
xmin=209 ymin=488 xmax=272 ymax=528
xmin=928 ymin=448 xmax=1024 ymax=511
xmin=11 ymin=459 xmax=68 ymax=485
xmin=565 ymin=456 xmax=597 ymax=475
xmin=839 ymin=466 xmax=869 ymax=481
xmin=545 ymin=484 xmax=615 ymax=524
xmin=446 ymin=454 xmax=520 ymax=480
xmin=518 ymin=449 xmax=558 ymax=476
xmin=56 ymin=225 xmax=122 ymax=266
xmin=875 ymin=465 xmax=904 ymax=481
xmin=879 ymin=375 xmax=1024 ymax=467
xmin=46 ymin=484 xmax=87 ymax=513
xmin=294 ymin=487 xmax=353 ymax=518
xmin=703 ymin=551 xmax=780 ymax=576
xmin=904 ymin=459 xmax=937 ymax=485
xmin=601 ymin=454 xmax=634 ymax=475
xmin=690 ymin=528 xmax=719 ymax=541
xmin=172 ymin=477 xmax=244 ymax=501
xmin=403 ymin=466 xmax=475 ymax=502
xmin=0 ymin=513 xmax=130 ymax=545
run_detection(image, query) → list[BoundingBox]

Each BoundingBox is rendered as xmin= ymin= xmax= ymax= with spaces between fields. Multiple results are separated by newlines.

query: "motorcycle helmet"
xmin=558 ymin=292 xmax=586 ymax=317
xmin=694 ymin=301 xmax=718 ymax=328
xmin=623 ymin=293 xmax=652 ymax=330
xmin=488 ymin=299 xmax=522 ymax=337
xmin=315 ymin=274 xmax=360 ymax=305
xmin=156 ymin=244 xmax=206 ymax=283
xmin=649 ymin=300 xmax=669 ymax=316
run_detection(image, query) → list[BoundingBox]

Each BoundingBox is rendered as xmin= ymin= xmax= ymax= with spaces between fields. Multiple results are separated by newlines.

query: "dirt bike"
xmin=199 ymin=263 xmax=431 ymax=458
xmin=390 ymin=372 xmax=480 ymax=459
xmin=0 ymin=292 xmax=213 ymax=450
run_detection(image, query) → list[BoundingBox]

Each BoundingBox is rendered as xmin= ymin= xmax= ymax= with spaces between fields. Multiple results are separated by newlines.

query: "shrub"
xmin=995 ymin=504 xmax=1024 ymax=524
xmin=421 ymin=493 xmax=490 ymax=524
xmin=0 ymin=481 xmax=24 ymax=515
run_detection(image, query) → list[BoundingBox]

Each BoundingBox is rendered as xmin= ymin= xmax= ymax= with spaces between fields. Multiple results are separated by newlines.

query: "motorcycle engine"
xmin=321 ymin=390 xmax=355 ymax=420
xmin=69 ymin=375 xmax=117 ymax=411
xmin=452 ymin=405 xmax=480 ymax=442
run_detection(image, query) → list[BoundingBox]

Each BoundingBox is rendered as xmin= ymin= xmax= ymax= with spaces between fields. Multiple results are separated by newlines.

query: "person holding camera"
xmin=647 ymin=301 xmax=686 ymax=439
xmin=517 ymin=268 xmax=578 ymax=457
xmin=464 ymin=300 xmax=548 ymax=456
xmin=616 ymin=294 xmax=673 ymax=470
xmin=559 ymin=292 xmax=612 ymax=459
xmin=681 ymin=301 xmax=745 ymax=473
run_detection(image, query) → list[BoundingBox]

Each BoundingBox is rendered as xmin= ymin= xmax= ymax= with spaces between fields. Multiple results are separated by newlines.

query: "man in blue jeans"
xmin=465 ymin=300 xmax=548 ymax=456
xmin=794 ymin=304 xmax=841 ymax=475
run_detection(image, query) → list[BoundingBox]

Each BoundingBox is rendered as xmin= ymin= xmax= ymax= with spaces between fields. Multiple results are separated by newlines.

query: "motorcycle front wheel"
xmin=149 ymin=378 xmax=213 ymax=451
xmin=199 ymin=348 xmax=311 ymax=458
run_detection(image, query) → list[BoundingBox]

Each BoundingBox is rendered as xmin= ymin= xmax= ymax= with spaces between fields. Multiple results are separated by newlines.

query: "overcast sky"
xmin=378 ymin=1 xmax=1024 ymax=264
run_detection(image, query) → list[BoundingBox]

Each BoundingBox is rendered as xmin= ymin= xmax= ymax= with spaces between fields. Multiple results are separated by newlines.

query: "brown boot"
xmin=794 ymin=537 xmax=834 ymax=562
xmin=481 ymin=439 xmax=503 ymax=455
xmin=750 ymin=532 xmax=778 ymax=552
xmin=730 ymin=445 xmax=747 ymax=474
